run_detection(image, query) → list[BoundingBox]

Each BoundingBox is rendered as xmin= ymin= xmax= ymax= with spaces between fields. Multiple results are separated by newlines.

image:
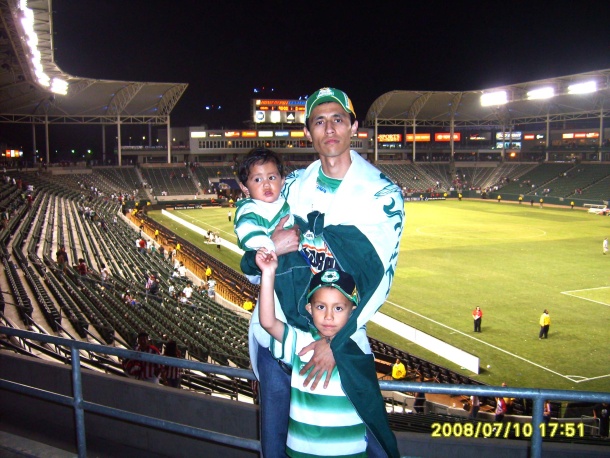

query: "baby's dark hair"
xmin=238 ymin=148 xmax=284 ymax=185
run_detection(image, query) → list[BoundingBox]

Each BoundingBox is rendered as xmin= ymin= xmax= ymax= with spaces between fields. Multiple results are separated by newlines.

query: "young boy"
xmin=255 ymin=248 xmax=367 ymax=458
xmin=234 ymin=148 xmax=293 ymax=254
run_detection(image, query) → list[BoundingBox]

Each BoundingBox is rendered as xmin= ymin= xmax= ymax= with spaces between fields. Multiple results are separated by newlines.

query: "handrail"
xmin=1 ymin=326 xmax=609 ymax=458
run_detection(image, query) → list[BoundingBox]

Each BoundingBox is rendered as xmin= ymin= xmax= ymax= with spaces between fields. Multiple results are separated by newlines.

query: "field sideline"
xmin=148 ymin=199 xmax=610 ymax=392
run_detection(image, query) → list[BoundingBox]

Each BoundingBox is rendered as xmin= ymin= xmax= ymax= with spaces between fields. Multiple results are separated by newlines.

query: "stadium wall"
xmin=0 ymin=353 xmax=259 ymax=458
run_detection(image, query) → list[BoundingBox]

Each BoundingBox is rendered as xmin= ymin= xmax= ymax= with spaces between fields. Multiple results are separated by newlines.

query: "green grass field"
xmin=148 ymin=199 xmax=610 ymax=393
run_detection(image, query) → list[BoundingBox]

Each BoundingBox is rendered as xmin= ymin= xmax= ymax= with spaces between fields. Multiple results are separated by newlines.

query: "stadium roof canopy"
xmin=0 ymin=0 xmax=187 ymax=125
xmin=364 ymin=69 xmax=610 ymax=129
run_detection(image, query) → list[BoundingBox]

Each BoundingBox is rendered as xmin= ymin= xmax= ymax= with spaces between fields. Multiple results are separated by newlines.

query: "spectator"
xmin=543 ymin=400 xmax=552 ymax=427
xmin=77 ymin=258 xmax=89 ymax=276
xmin=123 ymin=290 xmax=140 ymax=308
xmin=243 ymin=298 xmax=253 ymax=312
xmin=501 ymin=381 xmax=515 ymax=413
xmin=207 ymin=276 xmax=216 ymax=299
xmin=146 ymin=273 xmax=161 ymax=303
xmin=100 ymin=263 xmax=111 ymax=288
xmin=391 ymin=359 xmax=406 ymax=380
xmin=167 ymin=279 xmax=176 ymax=299
xmin=129 ymin=332 xmax=161 ymax=384
xmin=161 ymin=340 xmax=183 ymax=388
xmin=178 ymin=262 xmax=187 ymax=279
xmin=494 ymin=396 xmax=507 ymax=422
xmin=469 ymin=395 xmax=480 ymax=419
xmin=413 ymin=373 xmax=426 ymax=414
xmin=593 ymin=402 xmax=609 ymax=437
xmin=240 ymin=87 xmax=403 ymax=457
xmin=56 ymin=245 xmax=68 ymax=274
xmin=183 ymin=281 xmax=193 ymax=299
xmin=255 ymin=250 xmax=378 ymax=457
xmin=138 ymin=237 xmax=147 ymax=254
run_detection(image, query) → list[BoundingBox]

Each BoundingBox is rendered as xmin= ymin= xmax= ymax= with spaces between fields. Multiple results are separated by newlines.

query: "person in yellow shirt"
xmin=392 ymin=359 xmax=406 ymax=380
xmin=539 ymin=309 xmax=551 ymax=339
xmin=205 ymin=265 xmax=212 ymax=281
xmin=243 ymin=298 xmax=254 ymax=312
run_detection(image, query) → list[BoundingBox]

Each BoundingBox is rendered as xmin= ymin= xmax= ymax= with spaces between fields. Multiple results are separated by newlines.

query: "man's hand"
xmin=298 ymin=338 xmax=335 ymax=390
xmin=270 ymin=215 xmax=300 ymax=256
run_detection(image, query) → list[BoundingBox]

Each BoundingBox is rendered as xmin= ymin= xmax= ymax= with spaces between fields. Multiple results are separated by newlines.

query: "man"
xmin=391 ymin=359 xmax=407 ymax=380
xmin=243 ymin=298 xmax=253 ymax=312
xmin=494 ymin=396 xmax=507 ymax=422
xmin=472 ymin=306 xmax=483 ymax=332
xmin=501 ymin=381 xmax=514 ymax=414
xmin=469 ymin=395 xmax=480 ymax=419
xmin=207 ymin=276 xmax=216 ymax=299
xmin=593 ymin=402 xmax=609 ymax=437
xmin=100 ymin=263 xmax=111 ymax=288
xmin=243 ymin=87 xmax=404 ymax=457
xmin=182 ymin=281 xmax=193 ymax=299
xmin=539 ymin=309 xmax=551 ymax=339
xmin=131 ymin=332 xmax=161 ymax=384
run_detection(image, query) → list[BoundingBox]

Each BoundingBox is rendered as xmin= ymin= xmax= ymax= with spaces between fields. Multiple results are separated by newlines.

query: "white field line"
xmin=173 ymin=210 xmax=236 ymax=239
xmin=561 ymin=286 xmax=610 ymax=308
xmin=384 ymin=300 xmax=609 ymax=384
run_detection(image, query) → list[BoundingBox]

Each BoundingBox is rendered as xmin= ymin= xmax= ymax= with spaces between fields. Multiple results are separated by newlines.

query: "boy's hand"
xmin=255 ymin=248 xmax=278 ymax=273
xmin=270 ymin=215 xmax=300 ymax=256
xmin=298 ymin=338 xmax=335 ymax=390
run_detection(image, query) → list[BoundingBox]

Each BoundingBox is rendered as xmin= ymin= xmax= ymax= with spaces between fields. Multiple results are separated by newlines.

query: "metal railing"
xmin=1 ymin=326 xmax=609 ymax=458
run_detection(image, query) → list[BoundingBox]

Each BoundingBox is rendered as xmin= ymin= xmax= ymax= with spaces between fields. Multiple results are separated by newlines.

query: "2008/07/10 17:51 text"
xmin=431 ymin=421 xmax=585 ymax=439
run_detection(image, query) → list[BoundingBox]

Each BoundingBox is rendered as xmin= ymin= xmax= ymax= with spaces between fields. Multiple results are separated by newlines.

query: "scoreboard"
xmin=252 ymin=99 xmax=306 ymax=124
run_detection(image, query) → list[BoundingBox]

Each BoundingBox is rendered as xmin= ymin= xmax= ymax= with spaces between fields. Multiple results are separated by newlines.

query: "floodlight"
xmin=51 ymin=78 xmax=68 ymax=95
xmin=527 ymin=87 xmax=555 ymax=100
xmin=568 ymin=81 xmax=597 ymax=94
xmin=480 ymin=91 xmax=507 ymax=107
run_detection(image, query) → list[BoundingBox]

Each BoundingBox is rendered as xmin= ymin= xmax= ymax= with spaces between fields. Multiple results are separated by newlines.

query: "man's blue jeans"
xmin=257 ymin=343 xmax=290 ymax=458
xmin=256 ymin=343 xmax=387 ymax=457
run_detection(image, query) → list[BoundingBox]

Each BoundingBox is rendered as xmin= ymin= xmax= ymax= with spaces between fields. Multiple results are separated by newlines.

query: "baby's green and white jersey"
xmin=234 ymin=197 xmax=293 ymax=252
xmin=271 ymin=325 xmax=367 ymax=458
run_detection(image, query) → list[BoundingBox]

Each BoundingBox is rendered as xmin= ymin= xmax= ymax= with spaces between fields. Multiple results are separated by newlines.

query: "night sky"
xmin=5 ymin=0 xmax=610 ymax=155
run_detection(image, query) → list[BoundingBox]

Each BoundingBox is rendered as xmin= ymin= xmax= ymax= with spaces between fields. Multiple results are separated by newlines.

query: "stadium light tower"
xmin=527 ymin=87 xmax=555 ymax=100
xmin=18 ymin=0 xmax=68 ymax=95
xmin=480 ymin=91 xmax=508 ymax=107
xmin=567 ymin=81 xmax=597 ymax=94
